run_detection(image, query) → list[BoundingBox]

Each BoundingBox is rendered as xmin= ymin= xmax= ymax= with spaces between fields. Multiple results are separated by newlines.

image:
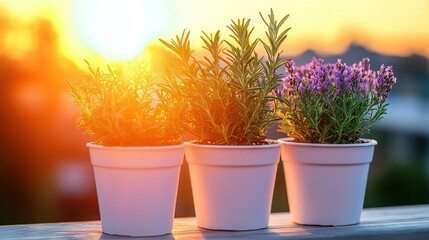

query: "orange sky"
xmin=1 ymin=0 xmax=429 ymax=65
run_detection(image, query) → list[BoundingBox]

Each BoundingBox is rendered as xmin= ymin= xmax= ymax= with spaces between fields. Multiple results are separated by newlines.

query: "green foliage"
xmin=68 ymin=60 xmax=186 ymax=146
xmin=277 ymin=58 xmax=396 ymax=144
xmin=278 ymin=89 xmax=387 ymax=144
xmin=160 ymin=9 xmax=290 ymax=145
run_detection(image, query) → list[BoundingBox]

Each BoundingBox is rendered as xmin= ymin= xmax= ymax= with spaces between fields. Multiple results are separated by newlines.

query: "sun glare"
xmin=72 ymin=0 xmax=168 ymax=61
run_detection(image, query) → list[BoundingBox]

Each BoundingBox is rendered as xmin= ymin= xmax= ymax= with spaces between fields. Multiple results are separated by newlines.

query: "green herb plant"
xmin=160 ymin=9 xmax=290 ymax=145
xmin=277 ymin=58 xmax=397 ymax=144
xmin=68 ymin=60 xmax=186 ymax=146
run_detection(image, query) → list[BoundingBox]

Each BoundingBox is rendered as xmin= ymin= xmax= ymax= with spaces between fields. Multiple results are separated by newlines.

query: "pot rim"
xmin=278 ymin=137 xmax=377 ymax=148
xmin=86 ymin=142 xmax=184 ymax=150
xmin=184 ymin=139 xmax=280 ymax=149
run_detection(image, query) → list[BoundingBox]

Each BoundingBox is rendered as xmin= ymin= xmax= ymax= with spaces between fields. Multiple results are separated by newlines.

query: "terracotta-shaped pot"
xmin=185 ymin=141 xmax=280 ymax=230
xmin=279 ymin=138 xmax=377 ymax=226
xmin=87 ymin=143 xmax=184 ymax=237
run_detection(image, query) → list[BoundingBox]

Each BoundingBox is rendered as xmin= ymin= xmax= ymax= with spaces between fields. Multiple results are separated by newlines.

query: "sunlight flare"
xmin=72 ymin=0 xmax=168 ymax=61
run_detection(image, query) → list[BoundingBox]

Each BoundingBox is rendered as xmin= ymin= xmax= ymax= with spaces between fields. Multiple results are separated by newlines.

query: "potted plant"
xmin=68 ymin=60 xmax=186 ymax=236
xmin=276 ymin=57 xmax=397 ymax=226
xmin=159 ymin=9 xmax=290 ymax=230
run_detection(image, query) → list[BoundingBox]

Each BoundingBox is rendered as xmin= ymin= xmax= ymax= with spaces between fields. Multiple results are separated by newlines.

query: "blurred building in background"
xmin=0 ymin=0 xmax=428 ymax=225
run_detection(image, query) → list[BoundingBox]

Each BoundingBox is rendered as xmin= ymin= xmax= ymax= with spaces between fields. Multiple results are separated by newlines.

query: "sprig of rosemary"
xmin=68 ymin=60 xmax=186 ymax=146
xmin=160 ymin=9 xmax=290 ymax=145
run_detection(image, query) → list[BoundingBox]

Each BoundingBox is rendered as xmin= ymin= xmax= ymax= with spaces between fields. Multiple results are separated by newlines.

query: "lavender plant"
xmin=68 ymin=60 xmax=186 ymax=146
xmin=160 ymin=9 xmax=290 ymax=145
xmin=276 ymin=57 xmax=396 ymax=144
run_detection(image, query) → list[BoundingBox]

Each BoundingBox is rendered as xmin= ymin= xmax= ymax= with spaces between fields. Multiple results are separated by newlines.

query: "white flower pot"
xmin=87 ymin=143 xmax=184 ymax=237
xmin=279 ymin=138 xmax=377 ymax=226
xmin=185 ymin=141 xmax=280 ymax=230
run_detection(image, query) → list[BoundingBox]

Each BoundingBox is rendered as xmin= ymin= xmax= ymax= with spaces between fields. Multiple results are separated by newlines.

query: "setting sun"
xmin=71 ymin=0 xmax=168 ymax=61
xmin=1 ymin=0 xmax=428 ymax=64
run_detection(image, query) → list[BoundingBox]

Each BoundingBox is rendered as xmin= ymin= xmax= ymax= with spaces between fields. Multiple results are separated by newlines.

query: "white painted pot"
xmin=87 ymin=143 xmax=184 ymax=237
xmin=279 ymin=138 xmax=377 ymax=226
xmin=185 ymin=141 xmax=280 ymax=230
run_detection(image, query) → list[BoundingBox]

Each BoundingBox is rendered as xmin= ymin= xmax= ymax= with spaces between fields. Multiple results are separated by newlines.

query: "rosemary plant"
xmin=276 ymin=57 xmax=397 ymax=144
xmin=68 ymin=60 xmax=186 ymax=146
xmin=160 ymin=9 xmax=290 ymax=145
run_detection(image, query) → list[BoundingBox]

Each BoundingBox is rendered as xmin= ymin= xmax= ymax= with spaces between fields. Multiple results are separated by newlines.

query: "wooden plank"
xmin=1 ymin=205 xmax=429 ymax=239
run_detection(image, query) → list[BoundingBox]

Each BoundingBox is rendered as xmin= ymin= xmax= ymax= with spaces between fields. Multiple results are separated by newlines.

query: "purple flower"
xmin=285 ymin=61 xmax=295 ymax=74
xmin=363 ymin=57 xmax=370 ymax=71
xmin=280 ymin=57 xmax=396 ymax=103
xmin=278 ymin=57 xmax=396 ymax=144
xmin=375 ymin=65 xmax=396 ymax=104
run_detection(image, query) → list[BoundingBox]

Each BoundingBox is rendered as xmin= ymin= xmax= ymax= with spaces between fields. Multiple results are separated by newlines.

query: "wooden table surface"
xmin=1 ymin=205 xmax=429 ymax=239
